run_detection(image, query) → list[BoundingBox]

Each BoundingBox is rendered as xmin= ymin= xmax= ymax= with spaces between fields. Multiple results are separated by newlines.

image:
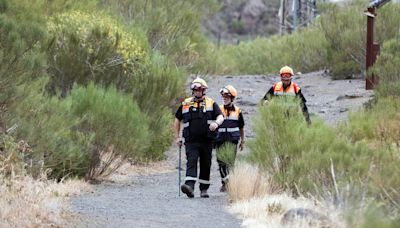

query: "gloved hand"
xmin=209 ymin=122 xmax=219 ymax=131
xmin=239 ymin=140 xmax=245 ymax=151
xmin=175 ymin=137 xmax=182 ymax=147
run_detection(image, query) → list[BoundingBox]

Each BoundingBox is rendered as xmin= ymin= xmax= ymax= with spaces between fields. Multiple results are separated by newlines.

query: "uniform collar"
xmin=224 ymin=103 xmax=235 ymax=110
xmin=282 ymin=81 xmax=292 ymax=90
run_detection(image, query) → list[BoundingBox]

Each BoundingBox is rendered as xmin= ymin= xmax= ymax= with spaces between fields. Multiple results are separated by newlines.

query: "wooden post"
xmin=365 ymin=7 xmax=376 ymax=90
xmin=365 ymin=0 xmax=392 ymax=89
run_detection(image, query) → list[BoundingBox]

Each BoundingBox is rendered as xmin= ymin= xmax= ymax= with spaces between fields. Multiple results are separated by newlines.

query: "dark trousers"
xmin=215 ymin=141 xmax=238 ymax=185
xmin=184 ymin=142 xmax=213 ymax=191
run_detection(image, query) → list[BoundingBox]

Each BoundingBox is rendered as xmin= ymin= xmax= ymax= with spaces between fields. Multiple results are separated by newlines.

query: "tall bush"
xmin=10 ymin=80 xmax=152 ymax=179
xmin=371 ymin=38 xmax=400 ymax=97
xmin=46 ymin=11 xmax=149 ymax=96
xmin=11 ymin=80 xmax=91 ymax=178
xmin=0 ymin=0 xmax=46 ymax=112
xmin=318 ymin=1 xmax=366 ymax=79
xmin=249 ymin=98 xmax=400 ymax=216
xmin=248 ymin=98 xmax=373 ymax=193
xmin=126 ymin=52 xmax=185 ymax=156
xmin=343 ymin=98 xmax=400 ymax=144
xmin=215 ymin=0 xmax=400 ymax=77
xmin=215 ymin=26 xmax=328 ymax=74
xmin=99 ymin=0 xmax=219 ymax=73
xmin=68 ymin=83 xmax=152 ymax=175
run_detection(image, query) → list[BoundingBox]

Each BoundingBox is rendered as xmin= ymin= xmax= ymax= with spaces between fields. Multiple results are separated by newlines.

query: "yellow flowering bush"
xmin=46 ymin=11 xmax=149 ymax=95
xmin=48 ymin=11 xmax=148 ymax=65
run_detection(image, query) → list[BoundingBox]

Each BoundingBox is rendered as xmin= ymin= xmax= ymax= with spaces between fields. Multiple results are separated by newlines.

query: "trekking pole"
xmin=178 ymin=141 xmax=182 ymax=197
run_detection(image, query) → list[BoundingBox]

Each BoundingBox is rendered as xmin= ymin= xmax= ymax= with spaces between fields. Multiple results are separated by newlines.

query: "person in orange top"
xmin=215 ymin=85 xmax=245 ymax=192
xmin=262 ymin=66 xmax=311 ymax=124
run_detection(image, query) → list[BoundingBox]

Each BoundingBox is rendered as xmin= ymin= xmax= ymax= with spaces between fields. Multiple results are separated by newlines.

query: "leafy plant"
xmin=371 ymin=38 xmax=400 ymax=97
xmin=10 ymin=80 xmax=154 ymax=179
xmin=216 ymin=142 xmax=237 ymax=167
xmin=46 ymin=11 xmax=149 ymax=96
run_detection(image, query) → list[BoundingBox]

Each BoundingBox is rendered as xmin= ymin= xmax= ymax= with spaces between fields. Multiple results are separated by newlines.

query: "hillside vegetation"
xmin=214 ymin=0 xmax=400 ymax=80
xmin=1 ymin=0 xmax=220 ymax=180
xmin=0 ymin=0 xmax=399 ymax=226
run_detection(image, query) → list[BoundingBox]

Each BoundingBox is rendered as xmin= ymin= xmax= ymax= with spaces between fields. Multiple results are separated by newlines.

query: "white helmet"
xmin=190 ymin=77 xmax=208 ymax=90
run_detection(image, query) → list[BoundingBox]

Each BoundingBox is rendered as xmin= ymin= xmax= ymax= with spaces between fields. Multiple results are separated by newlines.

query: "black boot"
xmin=220 ymin=184 xmax=226 ymax=192
xmin=181 ymin=184 xmax=194 ymax=198
xmin=200 ymin=189 xmax=209 ymax=198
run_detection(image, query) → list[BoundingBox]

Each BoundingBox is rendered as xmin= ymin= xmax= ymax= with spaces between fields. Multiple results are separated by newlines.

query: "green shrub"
xmin=99 ymin=0 xmax=219 ymax=73
xmin=215 ymin=26 xmax=328 ymax=74
xmin=46 ymin=10 xmax=187 ymax=161
xmin=375 ymin=4 xmax=400 ymax=44
xmin=329 ymin=52 xmax=359 ymax=79
xmin=69 ymin=83 xmax=151 ymax=163
xmin=216 ymin=142 xmax=237 ymax=167
xmin=46 ymin=11 xmax=149 ymax=96
xmin=248 ymin=98 xmax=373 ymax=193
xmin=215 ymin=1 xmax=400 ymax=77
xmin=249 ymin=97 xmax=400 ymax=215
xmin=0 ymin=0 xmax=96 ymax=124
xmin=10 ymin=80 xmax=154 ymax=179
xmin=129 ymin=52 xmax=184 ymax=111
xmin=341 ymin=98 xmax=400 ymax=208
xmin=371 ymin=38 xmax=400 ymax=97
xmin=343 ymin=98 xmax=400 ymax=144
xmin=248 ymin=97 xmax=311 ymax=188
xmin=11 ymin=80 xmax=91 ymax=179
xmin=128 ymin=52 xmax=185 ymax=157
xmin=318 ymin=1 xmax=366 ymax=78
xmin=302 ymin=1 xmax=399 ymax=78
xmin=346 ymin=202 xmax=400 ymax=228
xmin=0 ymin=0 xmax=46 ymax=111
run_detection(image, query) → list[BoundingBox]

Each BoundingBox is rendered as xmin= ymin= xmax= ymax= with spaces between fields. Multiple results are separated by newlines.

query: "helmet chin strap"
xmin=193 ymin=90 xmax=206 ymax=101
xmin=194 ymin=95 xmax=204 ymax=100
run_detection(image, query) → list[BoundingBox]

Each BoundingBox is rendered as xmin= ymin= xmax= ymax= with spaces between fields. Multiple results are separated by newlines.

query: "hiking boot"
xmin=200 ymin=190 xmax=209 ymax=198
xmin=219 ymin=184 xmax=226 ymax=192
xmin=181 ymin=184 xmax=194 ymax=198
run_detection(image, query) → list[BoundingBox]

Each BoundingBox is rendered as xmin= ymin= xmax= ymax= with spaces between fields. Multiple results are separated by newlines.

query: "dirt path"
xmin=68 ymin=72 xmax=373 ymax=227
xmin=70 ymin=167 xmax=241 ymax=227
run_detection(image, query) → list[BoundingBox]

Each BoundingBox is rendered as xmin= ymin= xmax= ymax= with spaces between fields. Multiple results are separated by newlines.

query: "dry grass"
xmin=0 ymin=173 xmax=90 ymax=227
xmin=229 ymin=195 xmax=344 ymax=228
xmin=227 ymin=161 xmax=281 ymax=202
xmin=227 ymin=161 xmax=344 ymax=228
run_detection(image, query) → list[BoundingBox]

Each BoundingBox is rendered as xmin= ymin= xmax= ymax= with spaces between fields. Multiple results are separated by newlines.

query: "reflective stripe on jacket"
xmin=217 ymin=105 xmax=240 ymax=141
xmin=182 ymin=97 xmax=216 ymax=141
xmin=273 ymin=82 xmax=300 ymax=96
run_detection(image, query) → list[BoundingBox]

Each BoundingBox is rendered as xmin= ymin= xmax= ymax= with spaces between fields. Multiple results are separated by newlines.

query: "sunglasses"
xmin=191 ymin=82 xmax=203 ymax=90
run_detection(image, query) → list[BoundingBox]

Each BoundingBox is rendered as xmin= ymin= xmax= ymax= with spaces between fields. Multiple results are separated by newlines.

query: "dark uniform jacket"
xmin=216 ymin=104 xmax=244 ymax=143
xmin=175 ymin=96 xmax=222 ymax=143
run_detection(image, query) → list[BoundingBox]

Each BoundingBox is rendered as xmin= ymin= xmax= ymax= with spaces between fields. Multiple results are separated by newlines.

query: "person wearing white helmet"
xmin=262 ymin=66 xmax=311 ymax=124
xmin=215 ymin=85 xmax=245 ymax=192
xmin=174 ymin=77 xmax=224 ymax=198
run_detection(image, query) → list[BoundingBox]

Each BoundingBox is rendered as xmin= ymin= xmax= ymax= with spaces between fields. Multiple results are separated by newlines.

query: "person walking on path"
xmin=262 ymin=66 xmax=311 ymax=124
xmin=215 ymin=85 xmax=245 ymax=192
xmin=174 ymin=77 xmax=224 ymax=198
